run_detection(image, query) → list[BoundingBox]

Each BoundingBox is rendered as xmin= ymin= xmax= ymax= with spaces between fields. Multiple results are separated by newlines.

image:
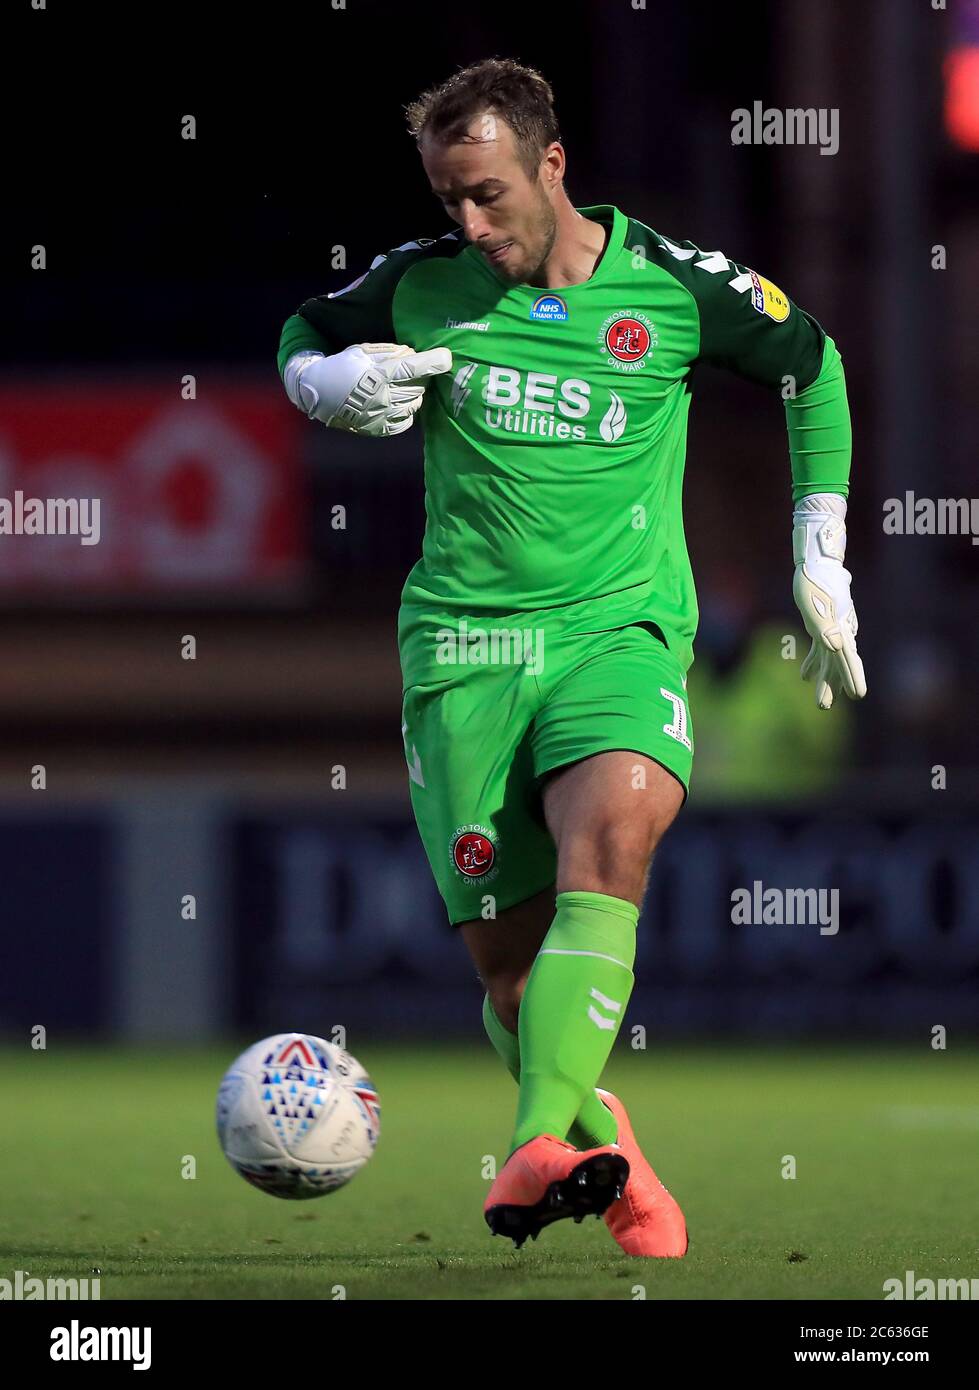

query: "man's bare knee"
xmin=556 ymin=818 xmax=657 ymax=904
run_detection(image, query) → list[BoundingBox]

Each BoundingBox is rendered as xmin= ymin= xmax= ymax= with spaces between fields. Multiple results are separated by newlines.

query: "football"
xmin=216 ymin=1033 xmax=381 ymax=1199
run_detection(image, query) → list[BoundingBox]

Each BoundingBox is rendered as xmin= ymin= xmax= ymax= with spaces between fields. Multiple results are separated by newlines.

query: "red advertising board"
xmin=0 ymin=380 xmax=306 ymax=596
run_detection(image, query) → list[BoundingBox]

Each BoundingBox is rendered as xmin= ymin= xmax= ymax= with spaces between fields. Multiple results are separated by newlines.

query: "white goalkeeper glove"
xmin=792 ymin=492 xmax=867 ymax=710
xmin=283 ymin=343 xmax=452 ymax=438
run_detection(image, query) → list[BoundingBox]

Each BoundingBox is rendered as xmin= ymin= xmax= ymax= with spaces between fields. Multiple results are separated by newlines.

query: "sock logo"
xmin=587 ymin=987 xmax=623 ymax=1031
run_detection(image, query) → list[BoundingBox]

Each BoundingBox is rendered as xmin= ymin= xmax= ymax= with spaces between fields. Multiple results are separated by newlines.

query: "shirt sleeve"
xmin=783 ymin=334 xmax=851 ymax=502
xmin=688 ymin=246 xmax=825 ymax=390
xmin=276 ymin=242 xmax=431 ymax=378
xmin=663 ymin=236 xmax=850 ymax=500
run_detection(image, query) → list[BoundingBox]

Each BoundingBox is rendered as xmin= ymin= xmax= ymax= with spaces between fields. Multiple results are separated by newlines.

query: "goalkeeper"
xmin=277 ymin=57 xmax=866 ymax=1257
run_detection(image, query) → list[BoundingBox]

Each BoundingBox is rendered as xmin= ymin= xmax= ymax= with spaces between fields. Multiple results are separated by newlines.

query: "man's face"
xmin=420 ymin=112 xmax=558 ymax=286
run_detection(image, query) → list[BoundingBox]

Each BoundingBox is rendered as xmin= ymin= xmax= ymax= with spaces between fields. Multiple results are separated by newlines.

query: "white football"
xmin=216 ymin=1033 xmax=380 ymax=1199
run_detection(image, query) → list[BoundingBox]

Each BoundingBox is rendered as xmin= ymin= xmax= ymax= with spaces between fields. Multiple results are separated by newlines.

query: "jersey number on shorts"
xmin=659 ymin=687 xmax=692 ymax=751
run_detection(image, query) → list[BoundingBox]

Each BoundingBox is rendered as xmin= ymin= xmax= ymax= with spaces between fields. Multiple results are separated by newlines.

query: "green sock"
xmin=508 ymin=890 xmax=637 ymax=1156
xmin=482 ymin=993 xmax=617 ymax=1149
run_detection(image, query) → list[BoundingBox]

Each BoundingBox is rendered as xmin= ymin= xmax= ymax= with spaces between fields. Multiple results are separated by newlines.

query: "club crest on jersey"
xmin=450 ymin=824 xmax=498 ymax=881
xmin=530 ymin=293 xmax=568 ymax=322
xmin=598 ymin=310 xmax=658 ymax=371
xmin=748 ymin=270 xmax=790 ymax=322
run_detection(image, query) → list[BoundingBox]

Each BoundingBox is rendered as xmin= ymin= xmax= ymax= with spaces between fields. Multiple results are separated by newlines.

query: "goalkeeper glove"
xmin=283 ymin=343 xmax=452 ymax=438
xmin=792 ymin=492 xmax=867 ymax=710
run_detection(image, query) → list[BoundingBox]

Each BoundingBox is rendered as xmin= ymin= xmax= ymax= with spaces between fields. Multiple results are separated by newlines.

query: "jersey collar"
xmin=469 ymin=203 xmax=626 ymax=293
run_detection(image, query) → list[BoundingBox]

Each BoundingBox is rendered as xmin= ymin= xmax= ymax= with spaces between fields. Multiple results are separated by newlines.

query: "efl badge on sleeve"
xmin=749 ymin=270 xmax=790 ymax=322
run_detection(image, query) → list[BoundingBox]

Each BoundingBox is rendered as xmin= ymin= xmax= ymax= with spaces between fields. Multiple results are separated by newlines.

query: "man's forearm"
xmin=785 ymin=334 xmax=851 ymax=502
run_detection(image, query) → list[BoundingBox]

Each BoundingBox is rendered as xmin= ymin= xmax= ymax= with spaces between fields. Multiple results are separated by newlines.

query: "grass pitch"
xmin=1 ymin=1042 xmax=977 ymax=1300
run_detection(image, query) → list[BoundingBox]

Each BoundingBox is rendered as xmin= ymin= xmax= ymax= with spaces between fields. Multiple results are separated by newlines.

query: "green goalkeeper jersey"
xmin=278 ymin=204 xmax=851 ymax=684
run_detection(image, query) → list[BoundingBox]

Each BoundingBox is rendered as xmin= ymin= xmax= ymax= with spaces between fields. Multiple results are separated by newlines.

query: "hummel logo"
xmin=588 ymin=986 xmax=623 ymax=1031
xmin=445 ymin=318 xmax=490 ymax=331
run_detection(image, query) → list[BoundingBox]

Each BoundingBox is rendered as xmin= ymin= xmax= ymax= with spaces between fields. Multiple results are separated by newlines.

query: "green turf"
xmin=1 ymin=1042 xmax=977 ymax=1299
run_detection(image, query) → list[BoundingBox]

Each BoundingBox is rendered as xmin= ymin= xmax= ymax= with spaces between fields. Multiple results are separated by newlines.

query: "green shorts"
xmin=400 ymin=620 xmax=693 ymax=925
